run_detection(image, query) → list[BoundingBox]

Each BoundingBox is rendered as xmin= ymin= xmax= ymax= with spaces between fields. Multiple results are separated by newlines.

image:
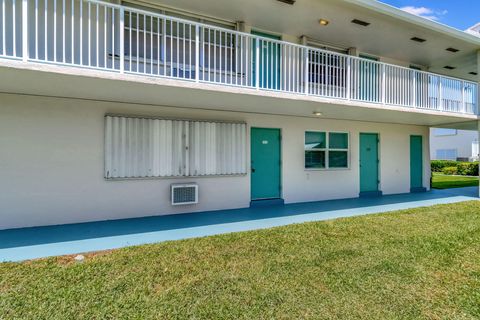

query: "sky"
xmin=379 ymin=0 xmax=480 ymax=31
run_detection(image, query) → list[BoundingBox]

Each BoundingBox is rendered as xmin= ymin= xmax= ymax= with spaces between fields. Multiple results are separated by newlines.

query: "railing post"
xmin=439 ymin=78 xmax=443 ymax=110
xmin=255 ymin=38 xmax=260 ymax=90
xmin=461 ymin=81 xmax=466 ymax=113
xmin=195 ymin=25 xmax=200 ymax=83
xmin=346 ymin=56 xmax=351 ymax=100
xmin=304 ymin=48 xmax=309 ymax=95
xmin=476 ymin=83 xmax=479 ymax=115
xmin=412 ymin=70 xmax=416 ymax=108
xmin=119 ymin=7 xmax=124 ymax=73
xmin=381 ymin=63 xmax=386 ymax=105
xmin=22 ymin=0 xmax=28 ymax=61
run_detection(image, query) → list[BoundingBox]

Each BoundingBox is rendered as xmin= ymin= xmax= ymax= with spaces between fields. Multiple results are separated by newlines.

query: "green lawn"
xmin=432 ymin=173 xmax=479 ymax=189
xmin=1 ymin=201 xmax=480 ymax=319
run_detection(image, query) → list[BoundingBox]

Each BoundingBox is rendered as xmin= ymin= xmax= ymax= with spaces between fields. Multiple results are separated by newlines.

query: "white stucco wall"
xmin=0 ymin=93 xmax=430 ymax=230
xmin=430 ymin=128 xmax=479 ymax=160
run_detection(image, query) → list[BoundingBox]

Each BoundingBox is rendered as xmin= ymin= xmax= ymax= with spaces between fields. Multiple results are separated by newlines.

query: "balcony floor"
xmin=0 ymin=187 xmax=478 ymax=262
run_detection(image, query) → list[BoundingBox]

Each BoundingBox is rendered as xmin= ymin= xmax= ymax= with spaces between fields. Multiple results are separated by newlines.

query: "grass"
xmin=1 ymin=201 xmax=480 ymax=319
xmin=432 ymin=172 xmax=479 ymax=189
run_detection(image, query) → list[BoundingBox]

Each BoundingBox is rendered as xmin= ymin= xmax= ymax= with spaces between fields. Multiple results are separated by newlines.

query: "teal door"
xmin=410 ymin=135 xmax=424 ymax=192
xmin=360 ymin=133 xmax=380 ymax=195
xmin=251 ymin=128 xmax=281 ymax=200
xmin=252 ymin=31 xmax=281 ymax=90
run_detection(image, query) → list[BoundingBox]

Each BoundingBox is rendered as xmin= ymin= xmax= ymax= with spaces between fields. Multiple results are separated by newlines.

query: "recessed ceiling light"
xmin=319 ymin=19 xmax=329 ymax=26
xmin=313 ymin=111 xmax=323 ymax=116
xmin=351 ymin=19 xmax=370 ymax=27
xmin=446 ymin=47 xmax=459 ymax=53
xmin=469 ymin=72 xmax=478 ymax=75
xmin=411 ymin=37 xmax=426 ymax=43
xmin=444 ymin=66 xmax=456 ymax=70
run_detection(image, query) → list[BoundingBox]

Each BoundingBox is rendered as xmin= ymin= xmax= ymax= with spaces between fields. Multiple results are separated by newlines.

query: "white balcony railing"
xmin=1 ymin=0 xmax=478 ymax=115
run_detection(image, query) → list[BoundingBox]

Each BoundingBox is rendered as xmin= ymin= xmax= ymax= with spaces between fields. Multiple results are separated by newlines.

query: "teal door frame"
xmin=359 ymin=133 xmax=382 ymax=197
xmin=410 ymin=135 xmax=426 ymax=192
xmin=251 ymin=31 xmax=281 ymax=90
xmin=250 ymin=127 xmax=282 ymax=201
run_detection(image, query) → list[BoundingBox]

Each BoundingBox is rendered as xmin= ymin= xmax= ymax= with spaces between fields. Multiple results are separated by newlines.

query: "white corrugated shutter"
xmin=105 ymin=116 xmax=246 ymax=178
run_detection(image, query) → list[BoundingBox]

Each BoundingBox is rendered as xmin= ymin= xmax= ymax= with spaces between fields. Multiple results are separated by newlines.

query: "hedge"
xmin=431 ymin=160 xmax=479 ymax=176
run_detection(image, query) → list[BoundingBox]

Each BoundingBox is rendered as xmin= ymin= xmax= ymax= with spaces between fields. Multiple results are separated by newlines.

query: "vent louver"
xmin=446 ymin=47 xmax=459 ymax=53
xmin=351 ymin=19 xmax=370 ymax=27
xmin=410 ymin=37 xmax=426 ymax=43
xmin=171 ymin=184 xmax=198 ymax=205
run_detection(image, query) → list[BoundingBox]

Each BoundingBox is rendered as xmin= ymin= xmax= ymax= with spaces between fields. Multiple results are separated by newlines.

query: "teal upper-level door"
xmin=410 ymin=135 xmax=425 ymax=192
xmin=360 ymin=133 xmax=380 ymax=196
xmin=251 ymin=31 xmax=281 ymax=90
xmin=251 ymin=128 xmax=281 ymax=200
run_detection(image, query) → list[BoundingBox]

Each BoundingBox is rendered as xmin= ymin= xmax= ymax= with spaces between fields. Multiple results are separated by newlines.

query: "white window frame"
xmin=304 ymin=131 xmax=350 ymax=171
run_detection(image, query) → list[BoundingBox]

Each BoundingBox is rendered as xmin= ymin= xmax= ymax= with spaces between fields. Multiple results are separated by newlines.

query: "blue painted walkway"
xmin=1 ymin=187 xmax=478 ymax=262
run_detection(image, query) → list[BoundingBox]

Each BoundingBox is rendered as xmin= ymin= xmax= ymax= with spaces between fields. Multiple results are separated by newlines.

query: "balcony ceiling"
xmin=137 ymin=0 xmax=480 ymax=81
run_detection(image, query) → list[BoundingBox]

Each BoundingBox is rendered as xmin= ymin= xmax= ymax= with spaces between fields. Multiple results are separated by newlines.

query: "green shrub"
xmin=431 ymin=161 xmax=478 ymax=176
xmin=442 ymin=166 xmax=458 ymax=175
xmin=457 ymin=162 xmax=479 ymax=176
xmin=431 ymin=160 xmax=459 ymax=172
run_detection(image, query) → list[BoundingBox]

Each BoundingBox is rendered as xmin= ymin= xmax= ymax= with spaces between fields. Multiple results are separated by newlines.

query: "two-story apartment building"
xmin=0 ymin=0 xmax=479 ymax=230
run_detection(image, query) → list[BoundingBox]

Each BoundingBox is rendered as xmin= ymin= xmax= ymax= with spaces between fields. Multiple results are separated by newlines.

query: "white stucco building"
xmin=0 ymin=0 xmax=479 ymax=230
xmin=430 ymin=128 xmax=479 ymax=161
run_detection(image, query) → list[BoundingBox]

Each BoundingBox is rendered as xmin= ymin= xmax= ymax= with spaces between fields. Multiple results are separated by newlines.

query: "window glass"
xmin=305 ymin=151 xmax=325 ymax=169
xmin=305 ymin=131 xmax=326 ymax=149
xmin=329 ymin=151 xmax=348 ymax=168
xmin=329 ymin=132 xmax=348 ymax=149
xmin=433 ymin=128 xmax=457 ymax=136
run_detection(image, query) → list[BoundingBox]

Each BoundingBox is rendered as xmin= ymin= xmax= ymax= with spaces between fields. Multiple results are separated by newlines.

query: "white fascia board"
xmin=342 ymin=0 xmax=480 ymax=47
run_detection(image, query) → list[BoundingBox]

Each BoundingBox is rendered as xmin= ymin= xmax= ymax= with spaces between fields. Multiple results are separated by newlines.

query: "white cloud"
xmin=400 ymin=6 xmax=447 ymax=21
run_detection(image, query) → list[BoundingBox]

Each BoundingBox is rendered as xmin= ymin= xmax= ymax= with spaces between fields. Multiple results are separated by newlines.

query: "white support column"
xmin=478 ymin=120 xmax=480 ymax=198
xmin=477 ymin=50 xmax=480 ymax=197
xmin=477 ymin=50 xmax=480 ymax=115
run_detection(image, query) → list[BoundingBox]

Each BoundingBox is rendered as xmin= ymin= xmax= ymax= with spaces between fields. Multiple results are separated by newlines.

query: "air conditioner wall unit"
xmin=171 ymin=183 xmax=199 ymax=205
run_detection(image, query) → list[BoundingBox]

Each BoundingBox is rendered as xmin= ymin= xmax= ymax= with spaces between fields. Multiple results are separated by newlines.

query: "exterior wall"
xmin=430 ymin=128 xmax=479 ymax=160
xmin=0 ymin=93 xmax=430 ymax=230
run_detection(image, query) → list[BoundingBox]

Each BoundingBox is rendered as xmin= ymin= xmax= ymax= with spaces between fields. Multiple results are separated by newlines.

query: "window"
xmin=105 ymin=116 xmax=247 ymax=179
xmin=305 ymin=131 xmax=349 ymax=169
xmin=309 ymin=53 xmax=346 ymax=85
xmin=122 ymin=2 xmax=236 ymax=72
xmin=433 ymin=128 xmax=457 ymax=136
xmin=436 ymin=149 xmax=457 ymax=160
